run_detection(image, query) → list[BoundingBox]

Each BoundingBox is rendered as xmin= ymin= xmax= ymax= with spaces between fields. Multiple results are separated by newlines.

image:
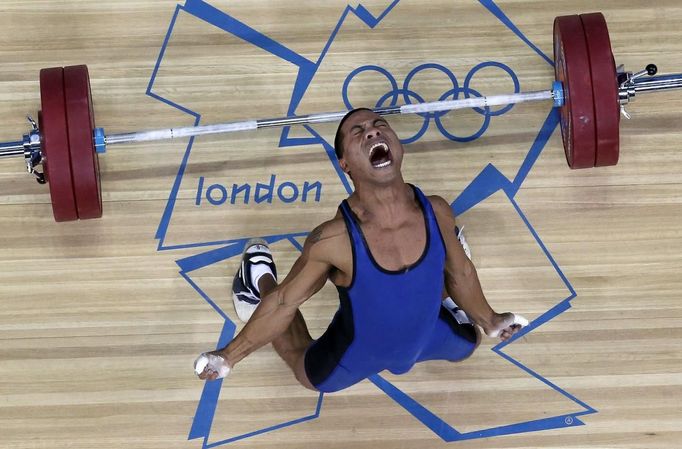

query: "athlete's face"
xmin=338 ymin=110 xmax=404 ymax=185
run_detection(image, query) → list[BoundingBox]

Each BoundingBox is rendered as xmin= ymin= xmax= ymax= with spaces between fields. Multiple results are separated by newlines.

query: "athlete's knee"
xmin=449 ymin=326 xmax=480 ymax=363
xmin=466 ymin=325 xmax=482 ymax=354
xmin=295 ymin=371 xmax=318 ymax=391
xmin=294 ymin=350 xmax=318 ymax=391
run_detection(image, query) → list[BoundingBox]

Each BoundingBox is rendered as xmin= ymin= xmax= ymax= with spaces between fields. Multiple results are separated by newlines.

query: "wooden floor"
xmin=1 ymin=1 xmax=681 ymax=448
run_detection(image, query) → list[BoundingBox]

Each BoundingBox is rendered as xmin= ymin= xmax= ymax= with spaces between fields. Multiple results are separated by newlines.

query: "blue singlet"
xmin=304 ymin=185 xmax=477 ymax=393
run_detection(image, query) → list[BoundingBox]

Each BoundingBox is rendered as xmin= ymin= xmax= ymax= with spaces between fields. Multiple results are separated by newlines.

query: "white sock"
xmin=250 ymin=263 xmax=275 ymax=295
xmin=442 ymin=296 xmax=457 ymax=309
xmin=442 ymin=296 xmax=472 ymax=325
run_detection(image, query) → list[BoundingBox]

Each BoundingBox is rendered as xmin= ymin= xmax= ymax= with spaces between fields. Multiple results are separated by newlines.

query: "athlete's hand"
xmin=484 ymin=313 xmax=529 ymax=341
xmin=194 ymin=351 xmax=232 ymax=380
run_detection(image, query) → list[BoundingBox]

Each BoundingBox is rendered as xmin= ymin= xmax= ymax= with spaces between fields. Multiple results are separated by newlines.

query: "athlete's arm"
xmin=198 ymin=223 xmax=335 ymax=380
xmin=429 ymin=195 xmax=527 ymax=340
xmin=429 ymin=196 xmax=495 ymax=326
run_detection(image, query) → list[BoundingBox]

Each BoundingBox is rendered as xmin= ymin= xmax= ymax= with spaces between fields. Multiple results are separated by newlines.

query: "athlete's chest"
xmin=358 ymin=212 xmax=427 ymax=271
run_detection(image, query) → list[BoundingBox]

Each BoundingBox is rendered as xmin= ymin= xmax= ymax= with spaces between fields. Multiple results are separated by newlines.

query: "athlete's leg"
xmin=232 ymin=240 xmax=316 ymax=390
xmin=255 ymin=274 xmax=316 ymax=390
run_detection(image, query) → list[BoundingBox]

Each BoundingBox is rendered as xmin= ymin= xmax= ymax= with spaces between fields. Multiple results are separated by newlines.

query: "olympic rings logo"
xmin=341 ymin=62 xmax=520 ymax=144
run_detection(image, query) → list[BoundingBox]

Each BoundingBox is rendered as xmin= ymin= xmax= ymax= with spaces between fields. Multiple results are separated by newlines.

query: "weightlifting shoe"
xmin=232 ymin=238 xmax=277 ymax=323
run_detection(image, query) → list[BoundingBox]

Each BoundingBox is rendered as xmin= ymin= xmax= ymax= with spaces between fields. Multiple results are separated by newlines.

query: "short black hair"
xmin=333 ymin=107 xmax=374 ymax=160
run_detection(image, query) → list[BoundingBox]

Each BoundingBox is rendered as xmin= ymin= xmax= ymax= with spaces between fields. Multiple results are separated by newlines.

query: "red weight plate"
xmin=40 ymin=67 xmax=78 ymax=221
xmin=581 ymin=12 xmax=620 ymax=167
xmin=554 ymin=15 xmax=597 ymax=169
xmin=64 ymin=65 xmax=102 ymax=219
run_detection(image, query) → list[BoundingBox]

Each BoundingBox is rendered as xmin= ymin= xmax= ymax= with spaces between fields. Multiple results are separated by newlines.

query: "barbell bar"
xmin=104 ymin=90 xmax=558 ymax=145
xmin=1 ymin=12 xmax=682 ymax=222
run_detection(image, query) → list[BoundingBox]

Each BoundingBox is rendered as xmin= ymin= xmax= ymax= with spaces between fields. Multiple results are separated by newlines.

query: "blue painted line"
xmin=158 ymin=240 xmax=243 ymax=253
xmin=313 ymin=391 xmax=325 ymax=415
xmin=149 ymin=0 xmax=554 ymax=249
xmin=368 ymin=374 xmax=462 ymax=441
xmin=388 ymin=186 xmax=596 ymax=440
xmin=373 ymin=367 xmax=592 ymax=442
xmin=145 ymin=3 xmax=202 ymax=248
xmin=203 ymin=405 xmax=323 ymax=448
xmin=315 ymin=1 xmax=400 ymax=69
xmin=146 ymin=2 xmax=321 ymax=248
xmin=372 ymin=288 xmax=594 ymax=441
xmin=451 ymin=106 xmax=558 ymax=216
xmin=176 ymin=242 xmax=245 ymax=273
xmin=492 ymin=348 xmax=596 ymax=414
xmin=286 ymin=68 xmax=319 ymax=118
xmin=455 ymin=165 xmax=576 ymax=348
xmin=151 ymin=0 xmax=399 ymax=247
xmin=143 ymin=1 xmax=598 ymax=445
xmin=175 ymin=233 xmax=309 ymax=271
xmin=510 ymin=108 xmax=560 ymax=194
xmin=154 ymin=135 xmax=198 ymax=248
xmin=286 ymin=1 xmax=401 ymax=120
xmin=508 ymin=195 xmax=576 ymax=297
xmin=179 ymin=271 xmax=229 ymax=321
xmin=184 ymin=0 xmax=314 ymax=68
xmin=286 ymin=1 xmax=401 ymax=116
xmin=484 ymin=195 xmax=595 ymax=416
xmin=288 ymin=235 xmax=305 ymax=252
xmin=448 ymin=414 xmax=585 ymax=441
xmin=146 ymin=90 xmax=200 ymax=120
xmin=451 ymin=163 xmax=511 ymax=216
xmin=354 ymin=1 xmax=400 ymax=28
xmin=478 ymin=0 xmax=554 ymax=67
xmin=372 ymin=298 xmax=595 ymax=441
xmin=495 ymin=298 xmax=572 ymax=348
xmin=147 ymin=4 xmax=183 ymax=95
xmin=278 ymin=126 xmax=323 ymax=148
xmin=314 ymin=5 xmax=352 ymax=73
xmin=189 ymin=227 xmax=324 ymax=445
xmin=158 ymin=232 xmax=310 ymax=253
xmin=188 ymin=321 xmax=236 ymax=440
xmin=181 ymin=230 xmax=327 ymax=445
xmin=189 ymin=377 xmax=224 ymax=440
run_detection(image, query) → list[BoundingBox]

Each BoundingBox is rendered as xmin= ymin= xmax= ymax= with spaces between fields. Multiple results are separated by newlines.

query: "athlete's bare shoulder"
xmin=307 ymin=216 xmax=344 ymax=244
xmin=304 ymin=210 xmax=348 ymax=254
xmin=301 ymin=210 xmax=352 ymax=281
xmin=426 ymin=194 xmax=456 ymax=221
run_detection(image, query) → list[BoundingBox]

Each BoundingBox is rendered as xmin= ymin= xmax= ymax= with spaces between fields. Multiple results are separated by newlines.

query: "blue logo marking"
xmin=342 ymin=61 xmax=519 ymax=143
xmin=195 ymin=175 xmax=322 ymax=206
xmin=143 ymin=0 xmax=597 ymax=446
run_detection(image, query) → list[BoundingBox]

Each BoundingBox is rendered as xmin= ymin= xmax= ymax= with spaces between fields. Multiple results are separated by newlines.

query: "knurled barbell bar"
xmin=1 ymin=12 xmax=682 ymax=222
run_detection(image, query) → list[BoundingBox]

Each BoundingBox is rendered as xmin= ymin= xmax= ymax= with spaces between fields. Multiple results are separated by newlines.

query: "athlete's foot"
xmin=482 ymin=312 xmax=529 ymax=341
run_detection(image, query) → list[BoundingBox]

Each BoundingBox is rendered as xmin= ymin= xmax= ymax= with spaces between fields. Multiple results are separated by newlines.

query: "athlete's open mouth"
xmin=369 ymin=141 xmax=392 ymax=168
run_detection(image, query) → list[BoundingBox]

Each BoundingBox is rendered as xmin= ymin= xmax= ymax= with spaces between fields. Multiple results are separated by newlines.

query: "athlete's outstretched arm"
xmin=429 ymin=196 xmax=527 ymax=340
xmin=196 ymin=226 xmax=333 ymax=380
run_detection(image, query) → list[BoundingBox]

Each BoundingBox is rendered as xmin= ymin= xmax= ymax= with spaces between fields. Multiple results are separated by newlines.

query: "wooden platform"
xmin=0 ymin=1 xmax=681 ymax=448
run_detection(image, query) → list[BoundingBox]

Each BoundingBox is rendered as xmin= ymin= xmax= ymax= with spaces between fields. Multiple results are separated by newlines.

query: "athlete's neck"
xmin=350 ymin=179 xmax=415 ymax=222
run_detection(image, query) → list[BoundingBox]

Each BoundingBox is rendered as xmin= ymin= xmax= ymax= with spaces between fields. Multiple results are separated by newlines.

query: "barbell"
xmin=1 ymin=12 xmax=681 ymax=222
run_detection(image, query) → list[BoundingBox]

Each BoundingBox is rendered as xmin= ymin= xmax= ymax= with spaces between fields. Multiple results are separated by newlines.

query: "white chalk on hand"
xmin=194 ymin=352 xmax=231 ymax=378
xmin=488 ymin=314 xmax=529 ymax=338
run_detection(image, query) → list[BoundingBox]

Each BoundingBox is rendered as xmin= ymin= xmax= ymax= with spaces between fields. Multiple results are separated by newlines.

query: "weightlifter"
xmin=195 ymin=108 xmax=528 ymax=392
